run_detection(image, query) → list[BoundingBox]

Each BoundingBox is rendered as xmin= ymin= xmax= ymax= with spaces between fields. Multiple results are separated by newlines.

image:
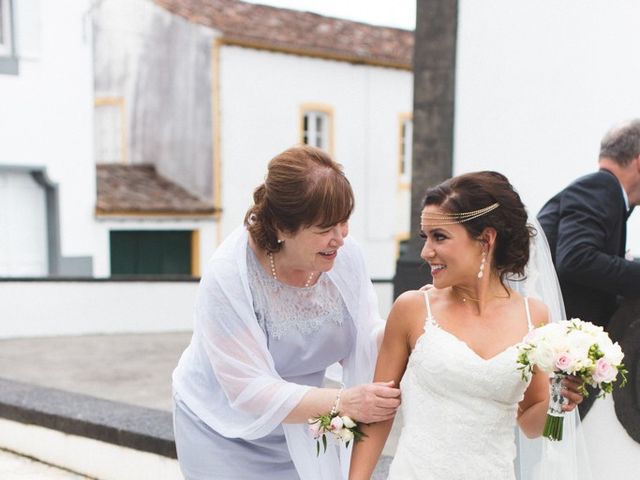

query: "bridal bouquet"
xmin=516 ymin=318 xmax=627 ymax=441
xmin=308 ymin=412 xmax=365 ymax=455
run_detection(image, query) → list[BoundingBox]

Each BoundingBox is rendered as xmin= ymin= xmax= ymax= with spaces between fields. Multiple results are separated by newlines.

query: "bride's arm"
xmin=349 ymin=291 xmax=418 ymax=480
xmin=517 ymin=368 xmax=550 ymax=438
xmin=518 ymin=299 xmax=551 ymax=437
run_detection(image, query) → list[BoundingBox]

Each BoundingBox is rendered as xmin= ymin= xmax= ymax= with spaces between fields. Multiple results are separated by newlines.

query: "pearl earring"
xmin=477 ymin=250 xmax=487 ymax=279
xmin=277 ymin=239 xmax=284 ymax=244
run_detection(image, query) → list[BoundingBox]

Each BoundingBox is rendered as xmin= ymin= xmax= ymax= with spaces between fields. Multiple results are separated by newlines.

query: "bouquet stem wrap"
xmin=543 ymin=373 xmax=568 ymax=441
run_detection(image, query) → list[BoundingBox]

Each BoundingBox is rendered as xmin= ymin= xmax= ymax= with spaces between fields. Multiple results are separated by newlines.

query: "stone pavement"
xmin=0 ymin=332 xmax=401 ymax=478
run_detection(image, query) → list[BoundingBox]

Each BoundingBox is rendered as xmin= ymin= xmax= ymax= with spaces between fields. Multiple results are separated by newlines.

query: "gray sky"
xmin=243 ymin=0 xmax=416 ymax=30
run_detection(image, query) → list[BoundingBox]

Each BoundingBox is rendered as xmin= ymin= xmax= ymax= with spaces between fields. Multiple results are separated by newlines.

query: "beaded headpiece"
xmin=421 ymin=202 xmax=500 ymax=226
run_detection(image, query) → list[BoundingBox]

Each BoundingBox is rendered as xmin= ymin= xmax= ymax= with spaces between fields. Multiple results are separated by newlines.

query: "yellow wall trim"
xmin=191 ymin=229 xmax=201 ymax=277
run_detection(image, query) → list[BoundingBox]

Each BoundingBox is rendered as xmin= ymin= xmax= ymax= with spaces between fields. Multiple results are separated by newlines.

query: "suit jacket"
xmin=538 ymin=169 xmax=640 ymax=327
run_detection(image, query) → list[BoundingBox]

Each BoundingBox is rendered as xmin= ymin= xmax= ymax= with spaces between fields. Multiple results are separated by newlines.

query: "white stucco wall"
xmin=218 ymin=46 xmax=413 ymax=279
xmin=455 ymin=0 xmax=640 ymax=254
xmin=0 ymin=280 xmax=392 ymax=338
xmin=0 ymin=0 xmax=96 ymax=266
xmin=0 ymin=280 xmax=198 ymax=338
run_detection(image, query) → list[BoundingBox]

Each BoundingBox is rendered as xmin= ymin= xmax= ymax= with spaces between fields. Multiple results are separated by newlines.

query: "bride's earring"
xmin=477 ymin=250 xmax=487 ymax=279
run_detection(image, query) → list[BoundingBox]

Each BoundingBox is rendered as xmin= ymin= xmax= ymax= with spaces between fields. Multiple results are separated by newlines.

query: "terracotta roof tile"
xmin=154 ymin=0 xmax=413 ymax=68
xmin=96 ymin=164 xmax=217 ymax=215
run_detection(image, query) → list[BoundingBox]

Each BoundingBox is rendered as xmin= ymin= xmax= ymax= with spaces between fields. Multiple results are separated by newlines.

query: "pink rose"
xmin=329 ymin=416 xmax=343 ymax=431
xmin=554 ymin=353 xmax=573 ymax=372
xmin=592 ymin=358 xmax=617 ymax=384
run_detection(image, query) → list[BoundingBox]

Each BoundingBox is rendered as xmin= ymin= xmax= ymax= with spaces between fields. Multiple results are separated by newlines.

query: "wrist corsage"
xmin=307 ymin=386 xmax=365 ymax=455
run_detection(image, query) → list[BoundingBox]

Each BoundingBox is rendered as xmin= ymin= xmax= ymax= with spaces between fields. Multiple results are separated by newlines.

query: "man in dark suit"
xmin=538 ymin=120 xmax=640 ymax=329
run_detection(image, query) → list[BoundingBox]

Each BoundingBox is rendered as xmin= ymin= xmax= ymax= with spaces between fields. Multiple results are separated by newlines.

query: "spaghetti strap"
xmin=423 ymin=291 xmax=432 ymax=319
xmin=423 ymin=291 xmax=437 ymax=330
xmin=524 ymin=297 xmax=533 ymax=331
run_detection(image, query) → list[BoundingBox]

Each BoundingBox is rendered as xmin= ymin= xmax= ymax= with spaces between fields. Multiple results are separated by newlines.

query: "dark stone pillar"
xmin=394 ymin=0 xmax=459 ymax=298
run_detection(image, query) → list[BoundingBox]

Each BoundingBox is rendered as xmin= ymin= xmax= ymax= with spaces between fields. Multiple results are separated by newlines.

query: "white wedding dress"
xmin=387 ymin=292 xmax=533 ymax=480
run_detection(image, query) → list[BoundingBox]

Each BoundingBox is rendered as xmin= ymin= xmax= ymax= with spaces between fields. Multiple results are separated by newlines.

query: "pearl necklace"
xmin=268 ymin=252 xmax=315 ymax=288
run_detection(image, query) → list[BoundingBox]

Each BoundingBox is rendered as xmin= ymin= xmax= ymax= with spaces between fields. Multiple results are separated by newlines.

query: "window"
xmin=0 ymin=0 xmax=13 ymax=57
xmin=0 ymin=0 xmax=17 ymax=74
xmin=110 ymin=230 xmax=195 ymax=276
xmin=399 ymin=116 xmax=413 ymax=187
xmin=301 ymin=106 xmax=332 ymax=152
xmin=95 ymin=98 xmax=127 ymax=164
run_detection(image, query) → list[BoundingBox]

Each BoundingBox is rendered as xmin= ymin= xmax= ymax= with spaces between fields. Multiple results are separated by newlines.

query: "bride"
xmin=349 ymin=171 xmax=586 ymax=480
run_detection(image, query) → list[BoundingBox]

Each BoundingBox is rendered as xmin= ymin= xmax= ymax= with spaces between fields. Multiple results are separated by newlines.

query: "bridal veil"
xmin=508 ymin=216 xmax=592 ymax=480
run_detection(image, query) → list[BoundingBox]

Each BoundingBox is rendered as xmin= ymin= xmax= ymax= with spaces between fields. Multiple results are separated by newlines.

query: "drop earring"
xmin=477 ymin=250 xmax=487 ymax=279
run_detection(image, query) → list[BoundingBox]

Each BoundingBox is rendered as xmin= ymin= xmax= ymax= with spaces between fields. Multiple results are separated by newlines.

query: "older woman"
xmin=172 ymin=145 xmax=400 ymax=479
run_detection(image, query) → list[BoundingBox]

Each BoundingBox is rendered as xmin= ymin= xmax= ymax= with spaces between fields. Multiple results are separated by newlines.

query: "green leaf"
xmin=322 ymin=433 xmax=327 ymax=452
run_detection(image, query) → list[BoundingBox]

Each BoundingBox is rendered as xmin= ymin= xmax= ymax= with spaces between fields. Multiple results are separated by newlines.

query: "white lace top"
xmin=247 ymin=247 xmax=355 ymax=386
xmin=388 ymin=292 xmax=533 ymax=480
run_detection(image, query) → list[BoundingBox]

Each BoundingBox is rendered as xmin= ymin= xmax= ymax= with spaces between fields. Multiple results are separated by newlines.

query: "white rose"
xmin=530 ymin=342 xmax=556 ymax=373
xmin=341 ymin=416 xmax=357 ymax=429
xmin=340 ymin=428 xmax=354 ymax=443
xmin=583 ymin=322 xmax=604 ymax=336
xmin=543 ymin=325 xmax=569 ymax=351
xmin=567 ymin=330 xmax=594 ymax=359
xmin=601 ymin=341 xmax=624 ymax=366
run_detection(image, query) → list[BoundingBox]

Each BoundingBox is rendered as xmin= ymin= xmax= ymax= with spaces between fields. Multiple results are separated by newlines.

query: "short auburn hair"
xmin=245 ymin=145 xmax=354 ymax=252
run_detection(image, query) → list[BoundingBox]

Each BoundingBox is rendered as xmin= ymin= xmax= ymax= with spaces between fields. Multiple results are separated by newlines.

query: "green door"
xmin=110 ymin=230 xmax=192 ymax=276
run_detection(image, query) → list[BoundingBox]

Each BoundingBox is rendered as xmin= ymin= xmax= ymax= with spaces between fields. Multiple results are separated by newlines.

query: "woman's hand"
xmin=560 ymin=375 xmax=584 ymax=412
xmin=340 ymin=381 xmax=401 ymax=423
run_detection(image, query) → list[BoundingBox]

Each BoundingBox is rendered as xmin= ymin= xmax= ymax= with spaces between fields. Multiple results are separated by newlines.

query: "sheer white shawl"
xmin=173 ymin=227 xmax=383 ymax=479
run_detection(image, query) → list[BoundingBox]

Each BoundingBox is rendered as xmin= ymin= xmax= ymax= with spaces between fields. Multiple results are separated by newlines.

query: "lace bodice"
xmin=248 ymin=247 xmax=348 ymax=340
xmin=388 ymin=293 xmax=533 ymax=480
xmin=247 ymin=247 xmax=354 ymax=384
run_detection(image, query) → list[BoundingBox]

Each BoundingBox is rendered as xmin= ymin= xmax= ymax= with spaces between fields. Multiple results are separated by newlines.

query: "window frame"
xmin=398 ymin=113 xmax=413 ymax=189
xmin=94 ymin=97 xmax=129 ymax=164
xmin=300 ymin=103 xmax=334 ymax=154
xmin=0 ymin=0 xmax=13 ymax=56
xmin=0 ymin=0 xmax=17 ymax=75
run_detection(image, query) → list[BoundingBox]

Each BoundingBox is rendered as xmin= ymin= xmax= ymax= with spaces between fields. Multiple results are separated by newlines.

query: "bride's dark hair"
xmin=423 ymin=171 xmax=534 ymax=282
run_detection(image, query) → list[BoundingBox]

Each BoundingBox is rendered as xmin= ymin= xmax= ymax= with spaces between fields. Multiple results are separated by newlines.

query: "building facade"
xmin=0 ymin=0 xmax=95 ymax=276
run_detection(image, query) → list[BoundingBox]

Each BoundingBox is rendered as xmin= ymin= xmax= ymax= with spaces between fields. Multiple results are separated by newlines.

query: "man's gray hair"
xmin=599 ymin=119 xmax=640 ymax=166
